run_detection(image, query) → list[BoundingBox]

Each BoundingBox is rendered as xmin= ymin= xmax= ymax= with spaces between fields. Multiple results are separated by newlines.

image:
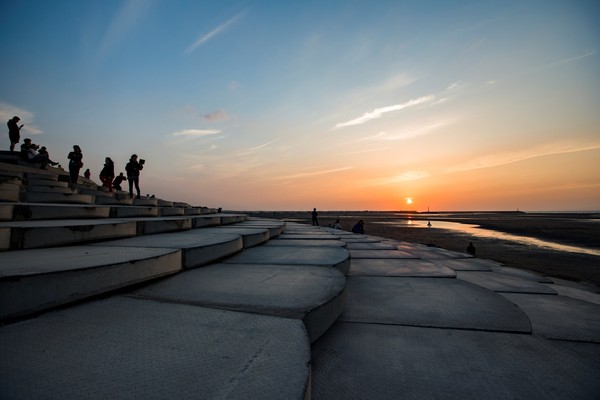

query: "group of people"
xmin=8 ymin=116 xmax=146 ymax=199
xmin=310 ymin=208 xmax=365 ymax=234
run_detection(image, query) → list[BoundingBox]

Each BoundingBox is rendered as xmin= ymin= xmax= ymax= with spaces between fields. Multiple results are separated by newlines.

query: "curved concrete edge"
xmin=112 ymin=206 xmax=160 ymax=218
xmin=182 ymin=236 xmax=244 ymax=268
xmin=9 ymin=221 xmax=137 ymax=249
xmin=10 ymin=203 xmax=111 ymax=220
xmin=0 ymin=297 xmax=311 ymax=400
xmin=219 ymin=214 xmax=248 ymax=225
xmin=191 ymin=215 xmax=221 ymax=228
xmin=136 ymin=218 xmax=192 ymax=235
xmin=0 ymin=247 xmax=182 ymax=322
xmin=24 ymin=192 xmax=93 ymax=205
xmin=304 ymin=288 xmax=347 ymax=343
xmin=195 ymin=227 xmax=270 ymax=248
xmin=158 ymin=207 xmax=185 ymax=216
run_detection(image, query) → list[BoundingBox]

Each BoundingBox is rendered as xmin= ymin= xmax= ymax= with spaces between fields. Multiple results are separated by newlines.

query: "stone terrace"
xmin=0 ymin=157 xmax=599 ymax=399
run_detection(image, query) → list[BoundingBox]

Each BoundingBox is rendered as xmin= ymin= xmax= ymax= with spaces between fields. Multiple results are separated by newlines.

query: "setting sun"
xmin=406 ymin=198 xmax=413 ymax=205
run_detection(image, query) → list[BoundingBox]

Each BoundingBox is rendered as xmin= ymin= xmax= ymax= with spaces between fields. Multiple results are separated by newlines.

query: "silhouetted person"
xmin=113 ymin=172 xmax=127 ymax=191
xmin=125 ymin=154 xmax=144 ymax=199
xmin=25 ymin=143 xmax=48 ymax=169
xmin=427 ymin=221 xmax=432 ymax=227
xmin=352 ymin=220 xmax=365 ymax=234
xmin=20 ymin=138 xmax=33 ymax=160
xmin=333 ymin=219 xmax=343 ymax=230
xmin=67 ymin=145 xmax=83 ymax=189
xmin=99 ymin=157 xmax=115 ymax=191
xmin=311 ymin=208 xmax=319 ymax=226
xmin=7 ymin=116 xmax=23 ymax=152
xmin=84 ymin=169 xmax=91 ymax=179
xmin=38 ymin=146 xmax=59 ymax=166
xmin=467 ymin=242 xmax=476 ymax=256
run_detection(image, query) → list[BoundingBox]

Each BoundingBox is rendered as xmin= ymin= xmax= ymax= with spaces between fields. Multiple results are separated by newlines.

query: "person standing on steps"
xmin=125 ymin=154 xmax=144 ymax=199
xmin=99 ymin=157 xmax=115 ymax=192
xmin=7 ymin=116 xmax=23 ymax=152
xmin=311 ymin=208 xmax=319 ymax=226
xmin=67 ymin=145 xmax=83 ymax=189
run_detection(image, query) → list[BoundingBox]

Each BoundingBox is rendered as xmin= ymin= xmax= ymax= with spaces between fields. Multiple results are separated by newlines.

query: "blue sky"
xmin=1 ymin=0 xmax=599 ymax=211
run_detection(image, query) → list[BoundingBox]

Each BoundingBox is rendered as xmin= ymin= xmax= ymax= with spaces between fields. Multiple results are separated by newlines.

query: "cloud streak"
xmin=237 ymin=139 xmax=279 ymax=156
xmin=275 ymin=166 xmax=353 ymax=180
xmin=446 ymin=142 xmax=600 ymax=173
xmin=360 ymin=171 xmax=431 ymax=187
xmin=335 ymin=95 xmax=436 ymax=128
xmin=185 ymin=11 xmax=244 ymax=54
xmin=171 ymin=129 xmax=221 ymax=136
xmin=0 ymin=102 xmax=43 ymax=135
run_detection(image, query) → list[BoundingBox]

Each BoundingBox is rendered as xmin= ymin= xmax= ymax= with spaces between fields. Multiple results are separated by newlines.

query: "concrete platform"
xmin=501 ymin=293 xmax=600 ymax=342
xmin=491 ymin=265 xmax=554 ymax=283
xmin=277 ymin=233 xmax=341 ymax=240
xmin=0 ymin=297 xmax=311 ymax=400
xmin=437 ymin=257 xmax=503 ymax=271
xmin=311 ymin=322 xmax=600 ymax=400
xmin=219 ymin=213 xmax=247 ymax=224
xmin=0 ymin=246 xmax=181 ymax=321
xmin=345 ymin=242 xmax=398 ymax=250
xmin=457 ymin=271 xmax=558 ymax=294
xmin=0 ymin=189 xmax=20 ymax=202
xmin=95 ymin=231 xmax=243 ymax=269
xmin=194 ymin=226 xmax=270 ymax=248
xmin=23 ymin=191 xmax=93 ymax=205
xmin=111 ymin=205 xmax=160 ymax=218
xmin=28 ymin=178 xmax=65 ymax=187
xmin=223 ymin=245 xmax=351 ymax=274
xmin=133 ymin=197 xmax=158 ymax=207
xmin=8 ymin=203 xmax=111 ymax=220
xmin=94 ymin=194 xmax=134 ymax=206
xmin=348 ymin=258 xmax=456 ymax=277
xmin=349 ymin=249 xmax=416 ymax=259
xmin=158 ymin=206 xmax=185 ymax=216
xmin=340 ymin=276 xmax=531 ymax=333
xmin=264 ymin=239 xmax=347 ymax=247
xmin=0 ymin=219 xmax=137 ymax=249
xmin=131 ymin=262 xmax=346 ymax=342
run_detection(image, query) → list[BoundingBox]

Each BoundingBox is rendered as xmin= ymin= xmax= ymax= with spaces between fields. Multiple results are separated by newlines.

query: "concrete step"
xmin=156 ymin=199 xmax=173 ymax=207
xmin=0 ymin=246 xmax=181 ymax=322
xmin=0 ymin=188 xmax=20 ymax=202
xmin=9 ymin=203 xmax=111 ymax=220
xmin=196 ymin=226 xmax=270 ymax=248
xmin=0 ymin=297 xmax=311 ymax=399
xmin=0 ymin=204 xmax=13 ymax=220
xmin=0 ymin=219 xmax=137 ymax=249
xmin=28 ymin=178 xmax=66 ymax=187
xmin=131 ymin=262 xmax=346 ymax=343
xmin=158 ymin=207 xmax=185 ymax=216
xmin=110 ymin=206 xmax=160 ymax=218
xmin=22 ymin=191 xmax=93 ymax=205
xmin=0 ymin=181 xmax=21 ymax=192
xmin=27 ymin=185 xmax=77 ymax=194
xmin=133 ymin=197 xmax=158 ymax=207
xmin=94 ymin=194 xmax=134 ymax=206
xmin=95 ymin=230 xmax=244 ymax=269
xmin=219 ymin=213 xmax=247 ymax=225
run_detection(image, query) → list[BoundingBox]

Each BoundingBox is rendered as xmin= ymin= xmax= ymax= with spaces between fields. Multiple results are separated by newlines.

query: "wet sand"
xmin=247 ymin=211 xmax=600 ymax=289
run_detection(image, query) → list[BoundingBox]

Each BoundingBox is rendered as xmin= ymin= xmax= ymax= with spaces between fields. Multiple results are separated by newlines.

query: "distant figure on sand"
xmin=333 ymin=219 xmax=343 ymax=230
xmin=125 ymin=154 xmax=144 ymax=199
xmin=312 ymin=208 xmax=319 ymax=226
xmin=427 ymin=221 xmax=432 ymax=227
xmin=467 ymin=242 xmax=476 ymax=256
xmin=67 ymin=145 xmax=83 ymax=189
xmin=352 ymin=220 xmax=365 ymax=234
xmin=99 ymin=157 xmax=115 ymax=191
xmin=113 ymin=172 xmax=127 ymax=191
xmin=7 ymin=116 xmax=23 ymax=152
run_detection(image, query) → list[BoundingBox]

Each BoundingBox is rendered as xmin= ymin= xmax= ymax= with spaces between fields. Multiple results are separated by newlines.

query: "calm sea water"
xmin=375 ymin=220 xmax=600 ymax=257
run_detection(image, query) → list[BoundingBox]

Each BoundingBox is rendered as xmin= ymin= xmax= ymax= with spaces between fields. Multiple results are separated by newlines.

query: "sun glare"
xmin=406 ymin=198 xmax=413 ymax=205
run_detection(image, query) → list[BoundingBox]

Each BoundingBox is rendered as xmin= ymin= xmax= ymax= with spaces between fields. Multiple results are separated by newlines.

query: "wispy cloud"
xmin=237 ymin=139 xmax=279 ymax=156
xmin=0 ymin=102 xmax=43 ymax=135
xmin=446 ymin=142 xmax=600 ymax=173
xmin=97 ymin=0 xmax=154 ymax=61
xmin=170 ymin=129 xmax=221 ymax=136
xmin=521 ymin=50 xmax=596 ymax=75
xmin=360 ymin=171 xmax=431 ymax=187
xmin=185 ymin=11 xmax=245 ymax=54
xmin=203 ymin=110 xmax=228 ymax=122
xmin=275 ymin=166 xmax=353 ymax=180
xmin=355 ymin=118 xmax=457 ymax=142
xmin=335 ymin=95 xmax=436 ymax=128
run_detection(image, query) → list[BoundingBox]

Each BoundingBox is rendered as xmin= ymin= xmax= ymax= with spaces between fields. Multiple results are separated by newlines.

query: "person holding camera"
xmin=125 ymin=154 xmax=144 ymax=199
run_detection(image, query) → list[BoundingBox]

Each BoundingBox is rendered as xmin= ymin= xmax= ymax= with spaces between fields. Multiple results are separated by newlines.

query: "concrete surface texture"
xmin=0 ymin=162 xmax=598 ymax=399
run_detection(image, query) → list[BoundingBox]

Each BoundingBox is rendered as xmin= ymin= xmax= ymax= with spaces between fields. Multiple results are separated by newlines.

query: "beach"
xmin=247 ymin=211 xmax=600 ymax=289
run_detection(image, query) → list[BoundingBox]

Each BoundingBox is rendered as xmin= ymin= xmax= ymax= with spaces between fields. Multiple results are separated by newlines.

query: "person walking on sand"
xmin=7 ymin=116 xmax=23 ymax=152
xmin=67 ymin=145 xmax=83 ymax=189
xmin=125 ymin=154 xmax=144 ymax=199
xmin=99 ymin=157 xmax=115 ymax=191
xmin=311 ymin=208 xmax=319 ymax=226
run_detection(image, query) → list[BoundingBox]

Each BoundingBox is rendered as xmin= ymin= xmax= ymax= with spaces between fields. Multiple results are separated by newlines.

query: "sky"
xmin=1 ymin=0 xmax=598 ymax=212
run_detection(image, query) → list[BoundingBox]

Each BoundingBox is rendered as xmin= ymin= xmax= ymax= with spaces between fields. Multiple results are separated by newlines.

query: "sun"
xmin=405 ymin=197 xmax=413 ymax=205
